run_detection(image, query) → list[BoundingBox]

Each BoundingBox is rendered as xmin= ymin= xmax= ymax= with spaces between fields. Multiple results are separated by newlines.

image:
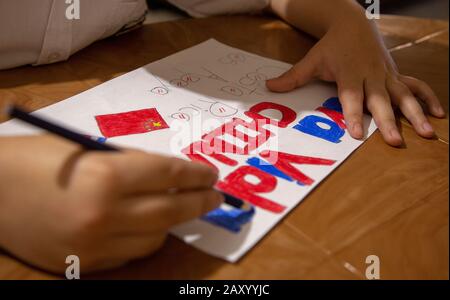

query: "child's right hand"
xmin=0 ymin=135 xmax=222 ymax=274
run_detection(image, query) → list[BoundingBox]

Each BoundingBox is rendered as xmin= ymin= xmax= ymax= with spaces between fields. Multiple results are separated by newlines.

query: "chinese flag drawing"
xmin=95 ymin=108 xmax=169 ymax=138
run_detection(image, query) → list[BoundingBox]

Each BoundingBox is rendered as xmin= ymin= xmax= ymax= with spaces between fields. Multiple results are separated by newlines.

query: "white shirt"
xmin=0 ymin=0 xmax=269 ymax=70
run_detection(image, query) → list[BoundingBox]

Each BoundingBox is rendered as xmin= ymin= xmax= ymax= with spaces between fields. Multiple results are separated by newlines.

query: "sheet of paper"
xmin=0 ymin=39 xmax=377 ymax=262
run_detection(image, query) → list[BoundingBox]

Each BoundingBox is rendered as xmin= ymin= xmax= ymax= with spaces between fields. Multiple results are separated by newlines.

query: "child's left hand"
xmin=266 ymin=13 xmax=445 ymax=146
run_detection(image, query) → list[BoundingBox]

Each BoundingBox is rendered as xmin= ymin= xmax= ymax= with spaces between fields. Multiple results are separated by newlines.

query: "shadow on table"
xmin=89 ymin=222 xmax=252 ymax=279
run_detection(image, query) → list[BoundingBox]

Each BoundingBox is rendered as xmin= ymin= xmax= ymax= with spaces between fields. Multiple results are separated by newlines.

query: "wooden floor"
xmin=0 ymin=15 xmax=448 ymax=280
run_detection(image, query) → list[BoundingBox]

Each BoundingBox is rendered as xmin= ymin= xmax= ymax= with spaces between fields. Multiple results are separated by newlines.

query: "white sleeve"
xmin=167 ymin=0 xmax=270 ymax=17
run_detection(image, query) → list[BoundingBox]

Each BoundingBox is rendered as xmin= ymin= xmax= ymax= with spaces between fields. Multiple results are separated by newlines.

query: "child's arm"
xmin=0 ymin=135 xmax=222 ymax=273
xmin=267 ymin=0 xmax=445 ymax=146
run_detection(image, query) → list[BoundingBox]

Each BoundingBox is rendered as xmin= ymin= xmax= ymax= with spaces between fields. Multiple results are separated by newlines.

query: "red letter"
xmin=260 ymin=151 xmax=335 ymax=186
xmin=202 ymin=118 xmax=273 ymax=155
xmin=245 ymin=102 xmax=297 ymax=128
xmin=182 ymin=141 xmax=238 ymax=170
xmin=216 ymin=166 xmax=286 ymax=214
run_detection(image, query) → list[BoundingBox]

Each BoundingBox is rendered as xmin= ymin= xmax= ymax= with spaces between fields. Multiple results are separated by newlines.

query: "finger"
xmin=266 ymin=51 xmax=317 ymax=92
xmin=337 ymin=77 xmax=365 ymax=139
xmin=108 ymin=233 xmax=167 ymax=262
xmin=116 ymin=189 xmax=224 ymax=233
xmin=100 ymin=151 xmax=219 ymax=194
xmin=81 ymin=257 xmax=128 ymax=273
xmin=365 ymin=79 xmax=403 ymax=147
xmin=387 ymin=79 xmax=435 ymax=138
xmin=399 ymin=75 xmax=446 ymax=118
xmin=84 ymin=234 xmax=167 ymax=270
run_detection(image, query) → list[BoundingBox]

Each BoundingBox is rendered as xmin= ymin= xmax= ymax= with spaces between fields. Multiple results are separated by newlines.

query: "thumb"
xmin=266 ymin=52 xmax=317 ymax=93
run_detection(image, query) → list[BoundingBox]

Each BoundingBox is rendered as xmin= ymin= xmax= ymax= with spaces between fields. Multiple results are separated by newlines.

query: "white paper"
xmin=0 ymin=40 xmax=377 ymax=262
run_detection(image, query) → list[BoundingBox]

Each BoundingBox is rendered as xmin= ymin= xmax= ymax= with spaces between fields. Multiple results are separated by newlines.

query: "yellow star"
xmin=153 ymin=122 xmax=161 ymax=127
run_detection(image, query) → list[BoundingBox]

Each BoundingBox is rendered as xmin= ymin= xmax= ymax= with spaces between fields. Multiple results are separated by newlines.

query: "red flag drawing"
xmin=95 ymin=108 xmax=169 ymax=138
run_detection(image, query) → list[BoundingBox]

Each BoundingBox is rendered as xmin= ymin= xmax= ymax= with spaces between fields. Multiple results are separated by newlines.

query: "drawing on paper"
xmin=95 ymin=108 xmax=169 ymax=138
xmin=219 ymin=53 xmax=246 ymax=65
xmin=150 ymin=74 xmax=170 ymax=95
xmin=169 ymin=99 xmax=238 ymax=122
xmin=151 ymin=86 xmax=169 ymax=95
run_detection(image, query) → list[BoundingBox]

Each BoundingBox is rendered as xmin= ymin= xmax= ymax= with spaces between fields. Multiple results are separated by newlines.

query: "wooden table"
xmin=0 ymin=15 xmax=448 ymax=280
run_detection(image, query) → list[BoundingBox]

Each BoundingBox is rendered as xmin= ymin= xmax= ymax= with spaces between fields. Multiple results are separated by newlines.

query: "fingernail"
xmin=205 ymin=192 xmax=223 ymax=212
xmin=437 ymin=107 xmax=446 ymax=116
xmin=210 ymin=172 xmax=219 ymax=186
xmin=352 ymin=123 xmax=363 ymax=138
xmin=390 ymin=129 xmax=402 ymax=142
xmin=422 ymin=122 xmax=434 ymax=133
xmin=211 ymin=166 xmax=219 ymax=175
xmin=214 ymin=192 xmax=225 ymax=207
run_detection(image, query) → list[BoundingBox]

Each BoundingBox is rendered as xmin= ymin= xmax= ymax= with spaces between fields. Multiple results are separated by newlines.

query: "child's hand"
xmin=267 ymin=3 xmax=445 ymax=146
xmin=0 ymin=135 xmax=222 ymax=273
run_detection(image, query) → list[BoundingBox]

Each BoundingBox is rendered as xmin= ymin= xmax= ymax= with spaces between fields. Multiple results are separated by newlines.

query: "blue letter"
xmin=294 ymin=115 xmax=345 ymax=143
xmin=202 ymin=206 xmax=256 ymax=233
xmin=323 ymin=97 xmax=343 ymax=113
xmin=246 ymin=157 xmax=304 ymax=186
